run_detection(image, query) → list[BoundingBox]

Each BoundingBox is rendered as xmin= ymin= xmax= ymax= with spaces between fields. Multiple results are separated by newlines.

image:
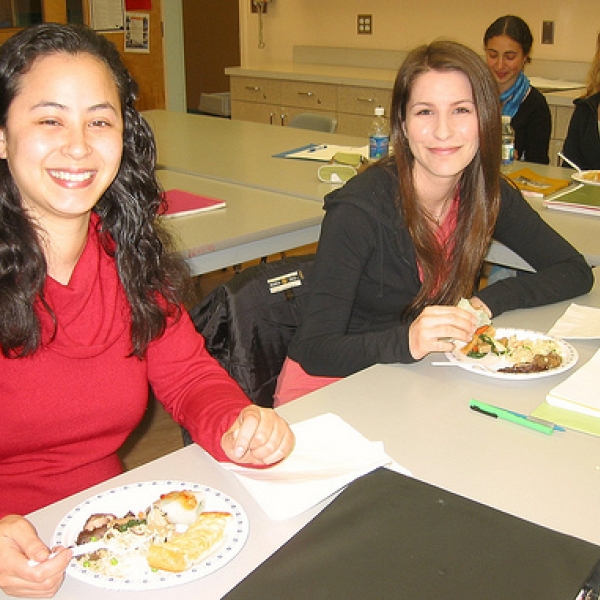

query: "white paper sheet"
xmin=547 ymin=348 xmax=600 ymax=416
xmin=547 ymin=303 xmax=600 ymax=339
xmin=220 ymin=413 xmax=406 ymax=520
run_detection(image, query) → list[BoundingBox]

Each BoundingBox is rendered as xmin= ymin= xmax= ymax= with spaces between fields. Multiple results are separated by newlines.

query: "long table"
xmin=157 ymin=170 xmax=323 ymax=276
xmin=13 ymin=445 xmax=323 ymax=600
xmin=12 ymin=269 xmax=599 ymax=599
xmin=144 ymin=111 xmax=600 ymax=270
xmin=279 ymin=267 xmax=600 ymax=547
xmin=144 ymin=109 xmax=366 ymax=202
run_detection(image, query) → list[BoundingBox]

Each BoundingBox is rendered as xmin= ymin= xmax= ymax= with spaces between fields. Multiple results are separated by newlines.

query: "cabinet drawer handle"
xmin=356 ymin=97 xmax=376 ymax=103
xmin=297 ymin=91 xmax=314 ymax=97
xmin=245 ymin=85 xmax=261 ymax=92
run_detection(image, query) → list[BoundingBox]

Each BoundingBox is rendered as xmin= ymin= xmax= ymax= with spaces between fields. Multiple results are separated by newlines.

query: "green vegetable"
xmin=115 ymin=518 xmax=146 ymax=532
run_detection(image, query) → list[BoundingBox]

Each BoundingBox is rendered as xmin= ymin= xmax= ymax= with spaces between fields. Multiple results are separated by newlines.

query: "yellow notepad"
xmin=507 ymin=167 xmax=571 ymax=197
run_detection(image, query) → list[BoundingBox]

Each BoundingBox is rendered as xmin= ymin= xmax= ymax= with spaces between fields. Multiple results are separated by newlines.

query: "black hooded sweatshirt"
xmin=287 ymin=161 xmax=593 ymax=377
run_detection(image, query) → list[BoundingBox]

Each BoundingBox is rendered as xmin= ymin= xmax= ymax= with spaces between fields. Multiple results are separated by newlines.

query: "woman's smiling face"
xmin=0 ymin=52 xmax=123 ymax=225
xmin=404 ymin=69 xmax=479 ymax=190
xmin=484 ymin=34 xmax=528 ymax=93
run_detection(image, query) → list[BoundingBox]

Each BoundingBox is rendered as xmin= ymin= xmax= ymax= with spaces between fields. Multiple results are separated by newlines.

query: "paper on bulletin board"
xmin=125 ymin=13 xmax=150 ymax=53
xmin=90 ymin=0 xmax=124 ymax=31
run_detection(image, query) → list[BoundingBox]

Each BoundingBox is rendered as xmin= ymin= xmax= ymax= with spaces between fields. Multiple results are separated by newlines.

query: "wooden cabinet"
xmin=281 ymin=80 xmax=336 ymax=111
xmin=231 ymin=75 xmax=337 ymax=127
xmin=230 ymin=76 xmax=281 ymax=104
xmin=337 ymin=85 xmax=392 ymax=136
xmin=230 ymin=74 xmax=389 ymax=136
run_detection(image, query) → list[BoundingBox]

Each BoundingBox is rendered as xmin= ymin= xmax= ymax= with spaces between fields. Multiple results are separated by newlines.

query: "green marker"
xmin=469 ymin=400 xmax=554 ymax=435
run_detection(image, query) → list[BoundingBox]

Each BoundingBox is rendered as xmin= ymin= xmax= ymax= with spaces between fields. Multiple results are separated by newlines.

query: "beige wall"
xmin=238 ymin=0 xmax=600 ymax=67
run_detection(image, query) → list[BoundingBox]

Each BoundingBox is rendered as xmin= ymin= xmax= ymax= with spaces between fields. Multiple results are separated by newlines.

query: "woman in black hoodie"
xmin=275 ymin=40 xmax=593 ymax=405
xmin=562 ymin=33 xmax=600 ymax=170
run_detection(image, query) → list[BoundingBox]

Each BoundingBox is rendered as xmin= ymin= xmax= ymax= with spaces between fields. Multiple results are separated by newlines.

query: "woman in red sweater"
xmin=0 ymin=23 xmax=294 ymax=597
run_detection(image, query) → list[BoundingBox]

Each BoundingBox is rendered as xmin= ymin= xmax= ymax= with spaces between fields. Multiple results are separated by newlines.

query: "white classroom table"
xmin=279 ymin=267 xmax=600 ymax=548
xmin=157 ymin=170 xmax=323 ymax=276
xmin=144 ymin=110 xmax=600 ymax=270
xmin=12 ymin=270 xmax=599 ymax=600
xmin=144 ymin=109 xmax=366 ymax=202
xmin=12 ymin=445 xmax=324 ymax=600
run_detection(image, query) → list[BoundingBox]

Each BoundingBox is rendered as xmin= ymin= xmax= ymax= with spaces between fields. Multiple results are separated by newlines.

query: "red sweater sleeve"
xmin=146 ymin=309 xmax=251 ymax=461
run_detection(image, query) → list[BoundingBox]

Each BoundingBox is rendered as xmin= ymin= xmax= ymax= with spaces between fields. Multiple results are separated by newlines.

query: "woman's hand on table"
xmin=222 ymin=405 xmax=295 ymax=466
xmin=0 ymin=514 xmax=71 ymax=598
xmin=409 ymin=305 xmax=478 ymax=360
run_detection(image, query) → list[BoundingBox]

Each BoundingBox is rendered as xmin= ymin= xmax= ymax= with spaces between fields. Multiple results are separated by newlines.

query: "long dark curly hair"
xmin=390 ymin=40 xmax=502 ymax=318
xmin=0 ymin=23 xmax=188 ymax=358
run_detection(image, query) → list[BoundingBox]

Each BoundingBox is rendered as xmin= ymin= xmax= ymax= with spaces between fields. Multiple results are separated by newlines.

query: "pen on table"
xmin=308 ymin=144 xmax=328 ymax=152
xmin=469 ymin=400 xmax=555 ymax=435
xmin=505 ymin=408 xmax=566 ymax=432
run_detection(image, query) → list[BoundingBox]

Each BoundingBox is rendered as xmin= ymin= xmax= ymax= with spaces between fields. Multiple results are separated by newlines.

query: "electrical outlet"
xmin=542 ymin=21 xmax=554 ymax=45
xmin=357 ymin=14 xmax=372 ymax=35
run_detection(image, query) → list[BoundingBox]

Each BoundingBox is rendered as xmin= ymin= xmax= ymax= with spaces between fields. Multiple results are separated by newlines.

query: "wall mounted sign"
xmin=125 ymin=12 xmax=150 ymax=53
xmin=90 ymin=0 xmax=124 ymax=31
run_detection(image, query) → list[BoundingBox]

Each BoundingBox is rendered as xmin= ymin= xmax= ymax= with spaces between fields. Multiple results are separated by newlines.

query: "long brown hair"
xmin=585 ymin=31 xmax=600 ymax=97
xmin=391 ymin=40 xmax=502 ymax=318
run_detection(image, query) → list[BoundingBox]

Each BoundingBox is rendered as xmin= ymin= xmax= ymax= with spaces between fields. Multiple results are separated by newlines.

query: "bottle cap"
xmin=374 ymin=106 xmax=385 ymax=117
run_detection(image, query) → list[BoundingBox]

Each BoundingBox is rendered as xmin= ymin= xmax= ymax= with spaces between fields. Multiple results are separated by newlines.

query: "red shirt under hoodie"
xmin=0 ymin=214 xmax=250 ymax=517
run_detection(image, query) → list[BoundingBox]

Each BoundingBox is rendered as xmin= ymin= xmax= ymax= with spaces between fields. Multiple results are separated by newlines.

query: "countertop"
xmin=226 ymin=63 xmax=585 ymax=106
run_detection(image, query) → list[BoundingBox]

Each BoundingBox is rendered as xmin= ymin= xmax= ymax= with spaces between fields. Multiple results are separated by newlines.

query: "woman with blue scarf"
xmin=484 ymin=15 xmax=551 ymax=164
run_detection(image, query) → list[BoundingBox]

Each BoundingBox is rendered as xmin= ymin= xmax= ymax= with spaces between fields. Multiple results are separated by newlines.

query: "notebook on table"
xmin=224 ymin=468 xmax=600 ymax=600
xmin=162 ymin=189 xmax=226 ymax=218
xmin=544 ymin=183 xmax=600 ymax=216
xmin=507 ymin=167 xmax=571 ymax=197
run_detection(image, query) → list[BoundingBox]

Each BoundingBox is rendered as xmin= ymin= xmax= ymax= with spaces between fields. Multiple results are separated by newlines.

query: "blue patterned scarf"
xmin=499 ymin=71 xmax=531 ymax=118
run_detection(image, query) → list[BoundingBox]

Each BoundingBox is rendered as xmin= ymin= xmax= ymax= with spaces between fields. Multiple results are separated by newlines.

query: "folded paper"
xmin=547 ymin=303 xmax=600 ymax=339
xmin=220 ymin=413 xmax=401 ymax=520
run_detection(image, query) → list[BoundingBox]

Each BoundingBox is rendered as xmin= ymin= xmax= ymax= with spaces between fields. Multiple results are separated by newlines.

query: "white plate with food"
xmin=571 ymin=170 xmax=600 ymax=186
xmin=52 ymin=480 xmax=249 ymax=590
xmin=446 ymin=327 xmax=578 ymax=380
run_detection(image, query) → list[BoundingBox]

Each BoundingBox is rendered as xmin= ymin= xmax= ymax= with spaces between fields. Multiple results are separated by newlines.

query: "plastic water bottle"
xmin=501 ymin=115 xmax=515 ymax=167
xmin=369 ymin=106 xmax=390 ymax=160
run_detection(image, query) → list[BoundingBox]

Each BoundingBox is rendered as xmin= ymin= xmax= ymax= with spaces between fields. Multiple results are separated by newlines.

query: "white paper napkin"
xmin=547 ymin=303 xmax=600 ymax=339
xmin=220 ymin=413 xmax=404 ymax=520
xmin=547 ymin=348 xmax=600 ymax=416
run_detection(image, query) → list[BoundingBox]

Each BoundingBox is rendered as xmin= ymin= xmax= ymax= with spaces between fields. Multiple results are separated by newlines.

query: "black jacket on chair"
xmin=190 ymin=255 xmax=315 ymax=408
